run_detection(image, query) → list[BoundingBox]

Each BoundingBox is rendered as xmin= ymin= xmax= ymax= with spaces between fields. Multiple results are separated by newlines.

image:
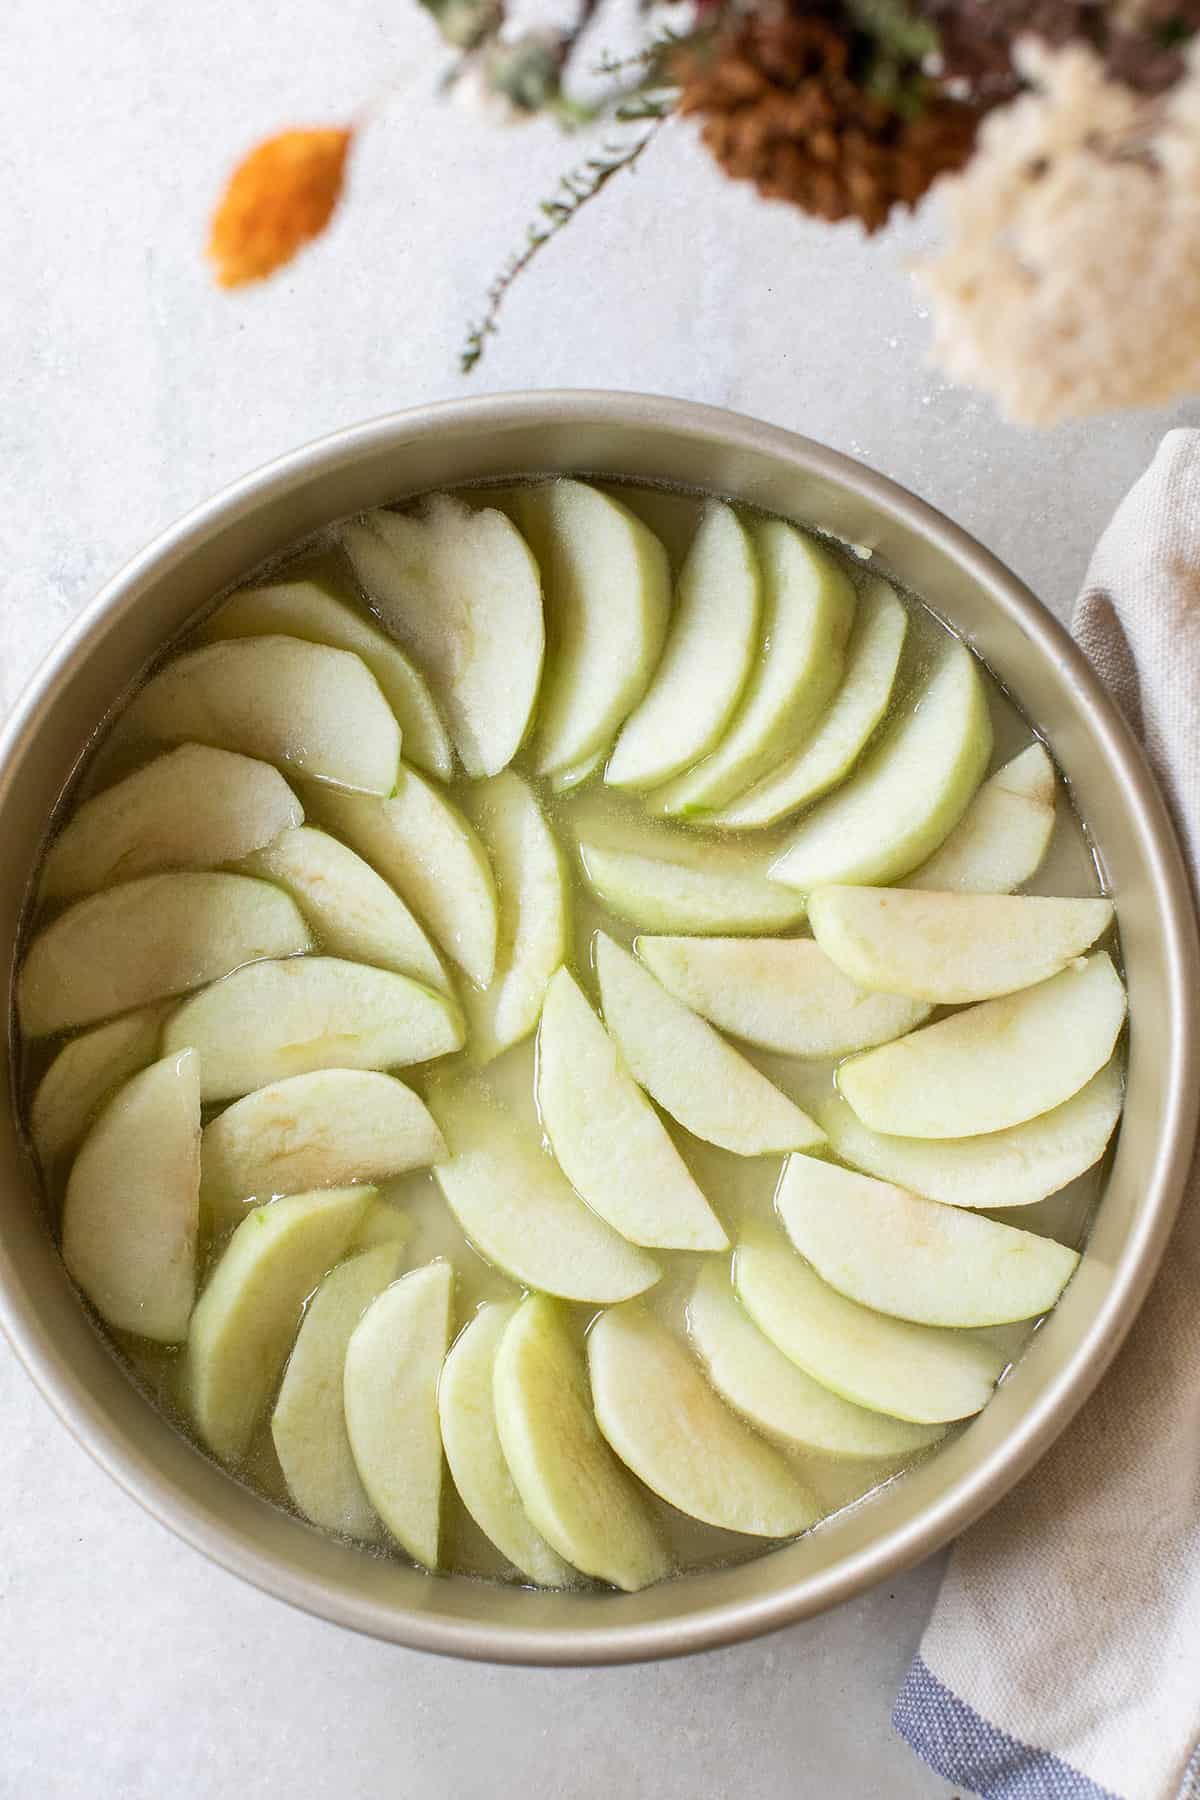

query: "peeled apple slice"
xmin=537 ymin=968 xmax=728 ymax=1251
xmin=342 ymin=494 xmax=543 ymax=778
xmin=595 ymin=933 xmax=823 ymax=1157
xmin=343 ymin=1261 xmax=455 ymax=1567
xmin=635 ymin=935 xmax=930 ymax=1058
xmin=734 ymin=1235 xmax=1007 ymax=1424
xmin=775 ymin=1153 xmax=1080 ymax=1326
xmin=492 ymin=1295 xmax=671 ymax=1592
xmin=688 ymin=1264 xmax=945 ymax=1459
xmin=187 ymin=1185 xmax=370 ymax=1462
xmin=605 ymin=503 xmax=762 ymax=790
xmin=588 ymin=1306 xmax=820 ymax=1537
xmin=163 ymin=958 xmax=464 ymax=1102
xmin=121 ymin=636 xmax=402 ymax=795
xmin=19 ymin=873 xmax=312 ymax=1036
xmin=905 ymin=743 xmax=1056 ymax=893
xmin=838 ymin=952 xmax=1127 ymax=1138
xmin=439 ymin=1302 xmax=578 ymax=1586
xmin=202 ymin=577 xmax=453 ymax=780
xmin=61 ymin=1049 xmax=200 ymax=1343
xmin=808 ymin=887 xmax=1114 ymax=1004
xmin=271 ymin=1243 xmax=404 ymax=1540
xmin=31 ymin=1005 xmax=165 ymax=1167
xmin=200 ymin=1069 xmax=446 ymax=1226
xmin=578 ymin=841 xmax=806 ymax=936
xmin=41 ymin=745 xmax=303 ymax=900
xmin=550 ymin=748 xmax=604 ymax=793
xmin=770 ymin=640 xmax=993 ymax=891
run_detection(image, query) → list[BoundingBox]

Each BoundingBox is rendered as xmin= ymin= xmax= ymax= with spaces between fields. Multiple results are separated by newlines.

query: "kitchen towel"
xmin=894 ymin=427 xmax=1200 ymax=1800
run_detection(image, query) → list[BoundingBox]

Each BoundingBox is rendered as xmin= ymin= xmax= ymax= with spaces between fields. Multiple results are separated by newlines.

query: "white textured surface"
xmin=1 ymin=1 xmax=1194 ymax=1793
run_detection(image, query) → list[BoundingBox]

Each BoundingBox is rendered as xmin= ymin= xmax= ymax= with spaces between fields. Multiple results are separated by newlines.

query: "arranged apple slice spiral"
xmin=19 ymin=477 xmax=1127 ymax=1598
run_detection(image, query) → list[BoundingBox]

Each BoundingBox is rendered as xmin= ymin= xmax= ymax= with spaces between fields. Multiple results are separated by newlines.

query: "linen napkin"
xmin=894 ymin=428 xmax=1200 ymax=1800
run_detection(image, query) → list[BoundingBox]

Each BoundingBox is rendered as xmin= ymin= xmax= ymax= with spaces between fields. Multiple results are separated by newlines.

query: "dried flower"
xmin=917 ymin=0 xmax=1200 ymax=98
xmin=209 ymin=127 xmax=354 ymax=288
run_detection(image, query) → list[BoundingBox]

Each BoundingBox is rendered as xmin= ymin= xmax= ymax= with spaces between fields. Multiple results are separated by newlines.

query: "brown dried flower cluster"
xmin=209 ymin=128 xmax=354 ymax=288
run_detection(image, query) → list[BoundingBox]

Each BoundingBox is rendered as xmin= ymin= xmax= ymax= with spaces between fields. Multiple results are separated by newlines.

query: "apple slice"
xmin=595 ymin=933 xmax=823 ymax=1156
xmin=808 ymin=887 xmax=1114 ymax=1004
xmin=688 ymin=1264 xmax=945 ymax=1458
xmin=648 ymin=523 xmax=857 ymax=815
xmin=635 ymin=936 xmax=930 ymax=1057
xmin=342 ymin=494 xmax=543 ymax=777
xmin=505 ymin=480 xmax=670 ymax=776
xmin=41 ymin=745 xmax=303 ymax=901
xmin=439 ymin=1302 xmax=579 ymax=1586
xmin=588 ymin=1306 xmax=820 ymax=1537
xmin=604 ymin=503 xmax=762 ymax=790
xmin=492 ymin=1295 xmax=671 ymax=1591
xmin=776 ymin=1154 xmax=1080 ymax=1326
xmin=353 ymin=1199 xmax=413 ymax=1253
xmin=537 ymin=967 xmax=727 ymax=1251
xmin=202 ymin=577 xmax=453 ymax=779
xmin=306 ymin=767 xmax=498 ymax=987
xmin=463 ymin=772 xmax=568 ymax=1064
xmin=121 ymin=636 xmax=402 ymax=795
xmin=239 ymin=824 xmax=448 ymax=992
xmin=61 ymin=1049 xmax=200 ymax=1343
xmin=905 ymin=743 xmax=1056 ymax=893
xmin=711 ymin=577 xmax=908 ymax=829
xmin=343 ymin=1260 xmax=455 ymax=1567
xmin=271 ymin=1243 xmax=404 ymax=1540
xmin=550 ymin=749 xmax=604 ymax=793
xmin=19 ymin=873 xmax=312 ymax=1036
xmin=838 ymin=952 xmax=1127 ymax=1138
xmin=200 ymin=1069 xmax=446 ymax=1227
xmin=31 ymin=1005 xmax=165 ymax=1168
xmin=770 ymin=640 xmax=993 ymax=891
xmin=817 ymin=1059 xmax=1125 ymax=1210
xmin=429 ymin=1079 xmax=660 ymax=1303
xmin=162 ymin=958 xmax=464 ymax=1102
xmin=578 ymin=842 xmax=806 ymax=936
xmin=734 ymin=1234 xmax=1007 ymax=1423
xmin=187 ymin=1185 xmax=370 ymax=1461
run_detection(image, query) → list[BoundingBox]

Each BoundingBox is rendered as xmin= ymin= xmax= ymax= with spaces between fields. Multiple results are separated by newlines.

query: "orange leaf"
xmin=209 ymin=127 xmax=354 ymax=288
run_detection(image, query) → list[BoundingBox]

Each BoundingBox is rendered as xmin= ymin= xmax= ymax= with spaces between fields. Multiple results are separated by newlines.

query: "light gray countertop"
xmin=2 ymin=3 xmax=1193 ymax=1794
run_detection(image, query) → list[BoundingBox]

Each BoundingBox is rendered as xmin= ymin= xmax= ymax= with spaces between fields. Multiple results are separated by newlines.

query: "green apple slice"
xmin=187 ymin=1185 xmax=370 ymax=1462
xmin=578 ymin=842 xmax=806 ymax=936
xmin=710 ymin=577 xmax=908 ymax=829
xmin=61 ymin=1049 xmax=200 ymax=1343
xmin=163 ymin=958 xmax=464 ymax=1102
xmin=588 ymin=1305 xmax=820 ymax=1537
xmin=734 ymin=1235 xmax=1007 ymax=1423
xmin=202 ymin=578 xmax=453 ymax=779
xmin=776 ymin=1154 xmax=1080 ymax=1326
xmin=342 ymin=494 xmax=543 ymax=778
xmin=905 ymin=743 xmax=1056 ymax=893
xmin=635 ymin=936 xmax=930 ymax=1057
xmin=808 ymin=887 xmax=1114 ymax=1004
xmin=492 ymin=1295 xmax=671 ymax=1591
xmin=271 ymin=1243 xmax=404 ymax=1540
xmin=818 ymin=1060 xmax=1124 ymax=1209
xmin=537 ymin=967 xmax=727 ymax=1251
xmin=200 ymin=1069 xmax=446 ymax=1226
xmin=505 ymin=480 xmax=670 ymax=776
xmin=19 ymin=872 xmax=312 ymax=1036
xmin=604 ymin=503 xmax=762 ymax=790
xmin=31 ymin=1005 xmax=165 ymax=1168
xmin=239 ymin=824 xmax=448 ymax=992
xmin=648 ymin=522 xmax=857 ymax=815
xmin=550 ymin=748 xmax=605 ymax=793
xmin=121 ymin=636 xmax=402 ymax=795
xmin=343 ymin=1260 xmax=455 ymax=1567
xmin=41 ymin=745 xmax=303 ymax=901
xmin=595 ymin=933 xmax=823 ymax=1156
xmin=688 ymin=1264 xmax=945 ymax=1458
xmin=770 ymin=640 xmax=993 ymax=891
xmin=463 ymin=772 xmax=568 ymax=1064
xmin=307 ymin=767 xmax=498 ymax=987
xmin=838 ymin=952 xmax=1127 ymax=1138
xmin=439 ymin=1302 xmax=579 ymax=1586
xmin=429 ymin=1079 xmax=660 ymax=1302
xmin=353 ymin=1199 xmax=413 ymax=1253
